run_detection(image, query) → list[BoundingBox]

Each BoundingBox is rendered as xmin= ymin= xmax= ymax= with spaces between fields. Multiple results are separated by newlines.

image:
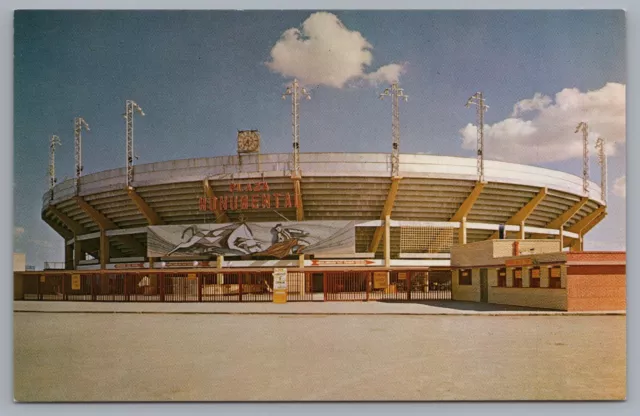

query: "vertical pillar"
xmin=73 ymin=238 xmax=82 ymax=269
xmin=522 ymin=267 xmax=530 ymax=288
xmin=570 ymin=234 xmax=583 ymax=252
xmin=298 ymin=254 xmax=305 ymax=295
xmin=65 ymin=242 xmax=74 ymax=270
xmin=459 ymin=217 xmax=467 ymax=245
xmin=384 ymin=215 xmax=391 ymax=268
xmin=558 ymin=227 xmax=564 ymax=251
xmin=519 ymin=221 xmax=525 ymax=240
xmin=100 ymin=229 xmax=109 ymax=269
xmin=216 ymin=255 xmax=224 ymax=285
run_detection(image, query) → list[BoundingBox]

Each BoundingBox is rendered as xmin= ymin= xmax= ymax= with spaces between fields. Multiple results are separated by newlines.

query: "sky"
xmin=13 ymin=10 xmax=626 ymax=267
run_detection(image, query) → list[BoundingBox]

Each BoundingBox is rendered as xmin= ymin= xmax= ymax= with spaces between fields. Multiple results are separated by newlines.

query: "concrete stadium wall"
xmin=45 ymin=152 xmax=604 ymax=209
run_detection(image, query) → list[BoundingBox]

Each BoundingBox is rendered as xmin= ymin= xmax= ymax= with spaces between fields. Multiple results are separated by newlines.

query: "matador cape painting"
xmin=147 ymin=221 xmax=356 ymax=259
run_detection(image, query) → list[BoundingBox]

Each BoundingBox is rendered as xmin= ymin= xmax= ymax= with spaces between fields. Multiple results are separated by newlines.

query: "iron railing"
xmin=15 ymin=268 xmax=451 ymax=303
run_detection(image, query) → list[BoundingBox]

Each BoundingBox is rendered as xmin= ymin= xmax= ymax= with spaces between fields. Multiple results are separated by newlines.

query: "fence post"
xmin=160 ymin=272 xmax=165 ymax=302
xmin=323 ymin=273 xmax=327 ymax=301
xmin=62 ymin=273 xmax=66 ymax=301
xmin=37 ymin=275 xmax=41 ymax=301
xmin=124 ymin=274 xmax=129 ymax=302
xmin=407 ymin=272 xmax=412 ymax=301
xmin=366 ymin=272 xmax=370 ymax=302
xmin=239 ymin=274 xmax=243 ymax=302
xmin=197 ymin=273 xmax=203 ymax=302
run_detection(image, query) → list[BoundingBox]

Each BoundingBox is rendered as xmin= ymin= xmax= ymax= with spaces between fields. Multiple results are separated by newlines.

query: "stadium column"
xmin=519 ymin=221 xmax=526 ymax=240
xmin=74 ymin=237 xmax=82 ymax=269
xmin=298 ymin=254 xmax=305 ymax=295
xmin=100 ymin=229 xmax=109 ymax=269
xmin=459 ymin=217 xmax=467 ymax=245
xmin=217 ymin=255 xmax=224 ymax=284
xmin=384 ymin=215 xmax=391 ymax=269
xmin=65 ymin=241 xmax=73 ymax=270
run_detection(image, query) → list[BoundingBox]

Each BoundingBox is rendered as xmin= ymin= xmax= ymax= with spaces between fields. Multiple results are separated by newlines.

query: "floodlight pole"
xmin=124 ymin=100 xmax=145 ymax=188
xmin=465 ymin=92 xmax=488 ymax=183
xmin=282 ymin=79 xmax=310 ymax=178
xmin=49 ymin=135 xmax=62 ymax=201
xmin=595 ymin=137 xmax=607 ymax=203
xmin=379 ymin=82 xmax=408 ymax=178
xmin=575 ymin=121 xmax=589 ymax=195
xmin=74 ymin=117 xmax=90 ymax=195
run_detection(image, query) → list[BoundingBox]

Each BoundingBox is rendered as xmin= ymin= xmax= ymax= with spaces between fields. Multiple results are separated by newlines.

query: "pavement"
xmin=13 ymin=300 xmax=626 ymax=315
xmin=14 ymin=312 xmax=626 ymax=401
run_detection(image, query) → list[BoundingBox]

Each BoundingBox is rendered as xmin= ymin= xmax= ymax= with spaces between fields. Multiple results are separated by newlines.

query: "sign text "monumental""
xmin=198 ymin=180 xmax=298 ymax=212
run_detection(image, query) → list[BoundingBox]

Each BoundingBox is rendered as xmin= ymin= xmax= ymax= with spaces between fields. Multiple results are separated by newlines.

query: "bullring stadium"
xmin=14 ymin=85 xmax=615 ymax=307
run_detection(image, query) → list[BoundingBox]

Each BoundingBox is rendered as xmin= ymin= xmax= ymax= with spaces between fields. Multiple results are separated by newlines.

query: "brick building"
xmin=451 ymin=240 xmax=625 ymax=311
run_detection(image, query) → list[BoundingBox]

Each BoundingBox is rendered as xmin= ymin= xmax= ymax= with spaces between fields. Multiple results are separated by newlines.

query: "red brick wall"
xmin=566 ymin=252 xmax=626 ymax=263
xmin=567 ymin=274 xmax=626 ymax=311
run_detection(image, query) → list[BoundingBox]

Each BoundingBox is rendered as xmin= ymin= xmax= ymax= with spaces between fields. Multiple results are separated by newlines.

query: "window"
xmin=497 ymin=268 xmax=507 ymax=287
xmin=513 ymin=268 xmax=523 ymax=288
xmin=549 ymin=266 xmax=562 ymax=289
xmin=458 ymin=269 xmax=472 ymax=285
xmin=530 ymin=267 xmax=541 ymax=288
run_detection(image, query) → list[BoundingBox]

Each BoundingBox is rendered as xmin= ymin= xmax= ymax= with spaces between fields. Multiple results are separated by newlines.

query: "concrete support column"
xmin=541 ymin=267 xmax=550 ymax=288
xmin=519 ymin=221 xmax=526 ymax=240
xmin=216 ymin=255 xmax=224 ymax=284
xmin=522 ymin=267 xmax=530 ymax=288
xmin=65 ymin=242 xmax=74 ymax=270
xmin=459 ymin=216 xmax=467 ymax=245
xmin=99 ymin=229 xmax=109 ymax=269
xmin=558 ymin=227 xmax=564 ymax=250
xmin=570 ymin=234 xmax=583 ymax=252
xmin=506 ymin=267 xmax=513 ymax=287
xmin=384 ymin=215 xmax=391 ymax=268
xmin=298 ymin=254 xmax=305 ymax=294
xmin=73 ymin=238 xmax=82 ymax=269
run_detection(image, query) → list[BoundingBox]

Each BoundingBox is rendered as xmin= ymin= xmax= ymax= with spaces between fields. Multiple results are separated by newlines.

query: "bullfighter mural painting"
xmin=147 ymin=221 xmax=356 ymax=259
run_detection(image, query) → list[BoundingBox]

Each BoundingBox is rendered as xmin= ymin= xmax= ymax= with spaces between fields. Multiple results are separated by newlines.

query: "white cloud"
xmin=613 ymin=175 xmax=625 ymax=198
xmin=267 ymin=12 xmax=405 ymax=88
xmin=14 ymin=226 xmax=25 ymax=239
xmin=460 ymin=83 xmax=626 ymax=163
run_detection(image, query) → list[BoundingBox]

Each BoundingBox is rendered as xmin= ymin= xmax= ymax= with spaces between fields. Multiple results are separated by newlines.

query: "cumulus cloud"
xmin=267 ymin=12 xmax=405 ymax=88
xmin=460 ymin=83 xmax=626 ymax=164
xmin=613 ymin=175 xmax=625 ymax=198
xmin=14 ymin=226 xmax=25 ymax=239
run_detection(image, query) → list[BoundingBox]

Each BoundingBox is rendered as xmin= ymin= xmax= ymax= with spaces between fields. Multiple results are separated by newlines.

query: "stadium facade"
xmin=40 ymin=151 xmax=606 ymax=271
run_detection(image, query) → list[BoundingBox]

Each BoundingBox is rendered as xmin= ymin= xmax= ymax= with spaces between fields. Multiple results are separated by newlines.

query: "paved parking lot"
xmin=14 ymin=313 xmax=625 ymax=402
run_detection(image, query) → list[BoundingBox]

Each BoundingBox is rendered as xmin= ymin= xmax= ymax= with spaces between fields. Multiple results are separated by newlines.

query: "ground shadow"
xmin=376 ymin=299 xmax=556 ymax=312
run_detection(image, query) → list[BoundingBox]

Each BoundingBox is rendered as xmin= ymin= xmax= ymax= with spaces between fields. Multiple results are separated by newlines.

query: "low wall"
xmin=489 ymin=287 xmax=567 ymax=310
xmin=451 ymin=269 xmax=480 ymax=302
xmin=567 ymin=274 xmax=626 ymax=311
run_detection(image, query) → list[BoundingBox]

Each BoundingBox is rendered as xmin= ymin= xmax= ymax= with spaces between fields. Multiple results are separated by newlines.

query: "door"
xmin=312 ymin=273 xmax=324 ymax=293
xmin=480 ymin=268 xmax=488 ymax=303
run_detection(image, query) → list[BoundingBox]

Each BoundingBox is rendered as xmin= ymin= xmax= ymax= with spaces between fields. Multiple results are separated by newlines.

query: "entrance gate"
xmin=16 ymin=268 xmax=452 ymax=303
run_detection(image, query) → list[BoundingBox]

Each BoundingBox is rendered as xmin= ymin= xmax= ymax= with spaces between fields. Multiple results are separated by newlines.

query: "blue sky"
xmin=13 ymin=10 xmax=626 ymax=267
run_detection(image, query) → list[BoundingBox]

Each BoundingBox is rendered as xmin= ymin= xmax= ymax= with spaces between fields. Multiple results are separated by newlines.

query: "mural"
xmin=147 ymin=221 xmax=356 ymax=259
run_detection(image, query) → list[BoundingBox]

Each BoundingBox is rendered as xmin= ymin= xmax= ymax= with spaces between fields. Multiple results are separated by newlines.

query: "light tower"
xmin=465 ymin=92 xmax=489 ymax=183
xmin=379 ymin=82 xmax=408 ymax=178
xmin=595 ymin=137 xmax=607 ymax=203
xmin=575 ymin=121 xmax=589 ymax=195
xmin=124 ymin=100 xmax=145 ymax=187
xmin=74 ymin=117 xmax=90 ymax=195
xmin=281 ymin=79 xmax=310 ymax=178
xmin=48 ymin=135 xmax=62 ymax=201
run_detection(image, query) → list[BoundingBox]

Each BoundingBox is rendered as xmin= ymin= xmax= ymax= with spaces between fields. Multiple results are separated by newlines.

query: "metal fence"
xmin=15 ymin=268 xmax=450 ymax=303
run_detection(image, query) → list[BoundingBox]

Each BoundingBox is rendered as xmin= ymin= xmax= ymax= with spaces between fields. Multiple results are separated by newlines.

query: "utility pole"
xmin=124 ymin=100 xmax=145 ymax=188
xmin=595 ymin=137 xmax=607 ymax=203
xmin=465 ymin=92 xmax=489 ymax=182
xmin=48 ymin=135 xmax=62 ymax=201
xmin=575 ymin=121 xmax=589 ymax=195
xmin=74 ymin=117 xmax=90 ymax=195
xmin=282 ymin=79 xmax=310 ymax=178
xmin=379 ymin=82 xmax=408 ymax=178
